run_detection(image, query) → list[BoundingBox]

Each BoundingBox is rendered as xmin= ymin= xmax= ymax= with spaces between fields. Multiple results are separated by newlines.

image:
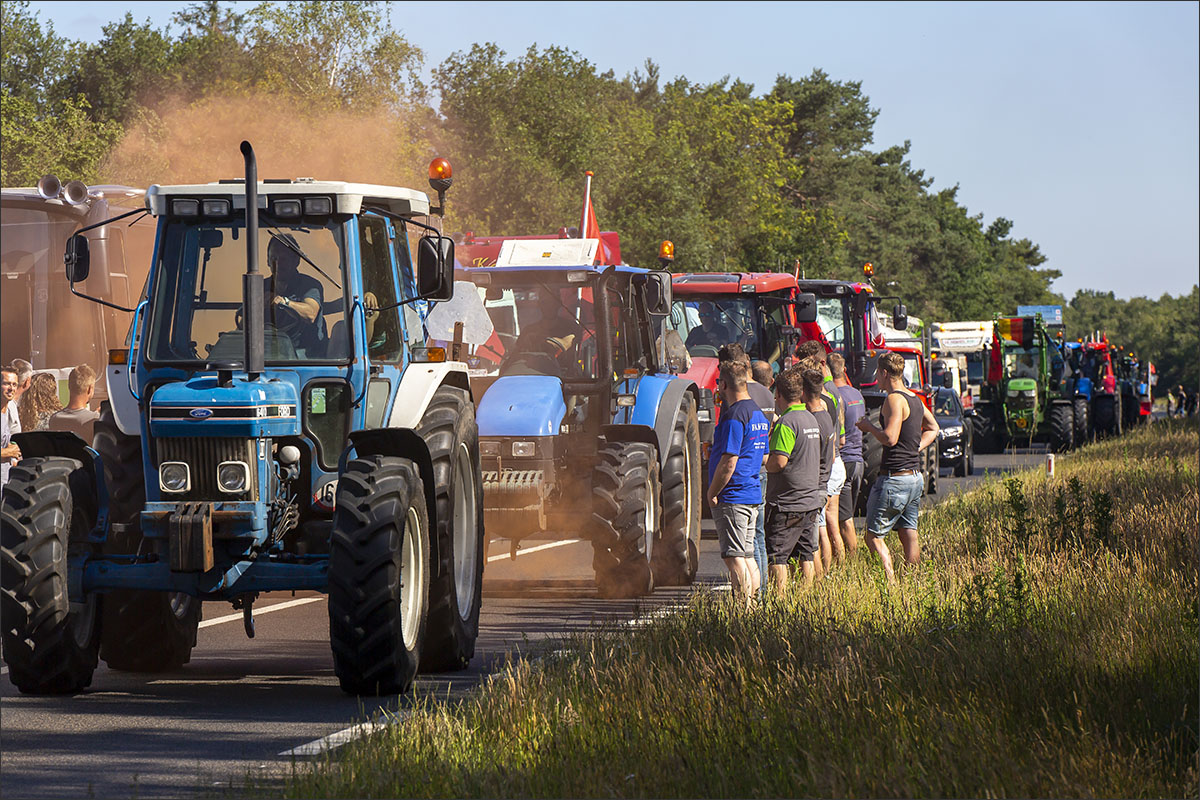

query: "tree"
xmin=246 ymin=1 xmax=425 ymax=109
xmin=0 ymin=89 xmax=122 ymax=185
xmin=57 ymin=13 xmax=175 ymax=124
xmin=1 ymin=0 xmax=72 ymax=111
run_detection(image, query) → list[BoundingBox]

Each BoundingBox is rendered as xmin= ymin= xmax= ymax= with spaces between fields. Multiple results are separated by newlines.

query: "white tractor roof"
xmin=495 ymin=238 xmax=599 ymax=267
xmin=145 ymin=180 xmax=429 ymax=217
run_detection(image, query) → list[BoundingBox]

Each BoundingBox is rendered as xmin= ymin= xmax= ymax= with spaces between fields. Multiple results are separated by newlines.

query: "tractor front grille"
xmin=154 ymin=437 xmax=259 ymax=501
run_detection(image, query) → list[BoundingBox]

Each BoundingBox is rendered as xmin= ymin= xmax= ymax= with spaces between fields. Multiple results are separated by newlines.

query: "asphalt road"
xmin=1 ymin=450 xmax=1043 ymax=798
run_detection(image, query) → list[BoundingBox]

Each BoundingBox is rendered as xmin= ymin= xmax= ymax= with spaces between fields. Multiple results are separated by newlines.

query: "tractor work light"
xmin=511 ymin=441 xmax=536 ymax=457
xmin=217 ymin=461 xmax=251 ymax=494
xmin=303 ymin=196 xmax=333 ymax=215
xmin=616 ymin=394 xmax=637 ymax=407
xmin=171 ymin=199 xmax=200 ymax=217
xmin=273 ymin=199 xmax=302 ymax=218
xmin=566 ymin=271 xmax=590 ymax=283
xmin=159 ymin=462 xmax=191 ymax=493
xmin=202 ymin=199 xmax=230 ymax=217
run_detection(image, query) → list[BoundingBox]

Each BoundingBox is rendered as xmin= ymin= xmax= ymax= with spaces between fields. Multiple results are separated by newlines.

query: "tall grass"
xmin=277 ymin=420 xmax=1198 ymax=798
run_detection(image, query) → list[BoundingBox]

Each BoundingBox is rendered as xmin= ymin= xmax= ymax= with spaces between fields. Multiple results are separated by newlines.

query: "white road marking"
xmin=197 ymin=596 xmax=323 ymax=629
xmin=486 ymin=538 xmax=582 ymax=563
xmin=279 ymin=716 xmax=405 ymax=758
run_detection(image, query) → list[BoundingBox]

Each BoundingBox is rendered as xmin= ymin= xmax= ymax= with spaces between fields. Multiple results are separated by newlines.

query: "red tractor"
xmin=667 ymin=268 xmax=817 ymax=445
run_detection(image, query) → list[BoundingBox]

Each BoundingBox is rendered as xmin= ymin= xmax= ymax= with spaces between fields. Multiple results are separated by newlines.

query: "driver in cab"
xmin=686 ymin=302 xmax=733 ymax=350
xmin=511 ymin=289 xmax=584 ymax=370
xmin=266 ymin=235 xmax=326 ymax=357
xmin=1013 ymin=353 xmax=1038 ymax=380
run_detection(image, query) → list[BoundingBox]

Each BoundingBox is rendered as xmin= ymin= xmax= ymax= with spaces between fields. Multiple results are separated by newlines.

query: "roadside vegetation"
xmin=275 ymin=419 xmax=1198 ymax=798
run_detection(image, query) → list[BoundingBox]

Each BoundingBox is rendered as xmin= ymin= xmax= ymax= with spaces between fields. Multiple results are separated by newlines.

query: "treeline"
xmin=2 ymin=1 xmax=1195 ymax=388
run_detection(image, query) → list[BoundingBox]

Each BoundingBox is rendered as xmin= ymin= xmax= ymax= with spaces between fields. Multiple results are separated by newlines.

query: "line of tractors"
xmin=0 ymin=148 xmax=1155 ymax=699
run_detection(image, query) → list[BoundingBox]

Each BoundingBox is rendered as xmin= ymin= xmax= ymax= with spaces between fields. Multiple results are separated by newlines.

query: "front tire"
xmin=329 ymin=456 xmax=430 ymax=696
xmin=1073 ymin=398 xmax=1090 ymax=446
xmin=93 ymin=404 xmax=200 ymax=672
xmin=415 ymin=386 xmax=485 ymax=673
xmin=973 ymin=403 xmax=1002 ymax=454
xmin=591 ymin=442 xmax=659 ymax=599
xmin=1 ymin=458 xmax=100 ymax=694
xmin=652 ymin=394 xmax=701 ymax=586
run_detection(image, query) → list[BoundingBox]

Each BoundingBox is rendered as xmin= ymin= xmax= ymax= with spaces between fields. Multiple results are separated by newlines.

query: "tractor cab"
xmin=463 ymin=239 xmax=703 ymax=598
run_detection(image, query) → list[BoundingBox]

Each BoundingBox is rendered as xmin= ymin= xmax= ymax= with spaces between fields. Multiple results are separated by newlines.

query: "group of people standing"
xmin=705 ymin=341 xmax=940 ymax=607
xmin=1 ymin=360 xmax=100 ymax=488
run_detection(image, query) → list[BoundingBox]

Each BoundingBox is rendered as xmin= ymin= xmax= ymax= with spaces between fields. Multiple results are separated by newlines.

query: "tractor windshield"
xmin=667 ymin=296 xmax=783 ymax=362
xmin=815 ymin=297 xmax=848 ymax=351
xmin=1003 ymin=346 xmax=1041 ymax=381
xmin=145 ymin=217 xmax=350 ymax=365
xmin=467 ymin=275 xmax=630 ymax=382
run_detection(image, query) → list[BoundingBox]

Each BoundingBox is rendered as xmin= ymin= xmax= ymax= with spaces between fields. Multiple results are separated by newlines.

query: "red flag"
xmin=581 ymin=170 xmax=601 ymax=261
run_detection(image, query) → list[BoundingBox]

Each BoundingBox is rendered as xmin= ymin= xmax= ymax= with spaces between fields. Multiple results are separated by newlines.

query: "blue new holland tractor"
xmin=1 ymin=144 xmax=486 ymax=696
xmin=462 ymin=239 xmax=703 ymax=598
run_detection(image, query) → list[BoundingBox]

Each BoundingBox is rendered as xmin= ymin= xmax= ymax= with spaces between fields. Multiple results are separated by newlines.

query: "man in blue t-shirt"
xmin=706 ymin=360 xmax=770 ymax=608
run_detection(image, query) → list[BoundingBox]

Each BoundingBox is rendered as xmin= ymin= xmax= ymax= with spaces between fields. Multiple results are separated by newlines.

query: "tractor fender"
xmin=105 ymin=362 xmax=141 ymax=436
xmin=341 ymin=428 xmax=439 ymax=563
xmin=386 ymin=361 xmax=472 ymax=429
xmin=11 ymin=430 xmax=110 ymax=541
xmin=629 ymin=375 xmax=699 ymax=469
xmin=601 ymin=423 xmax=659 ymax=453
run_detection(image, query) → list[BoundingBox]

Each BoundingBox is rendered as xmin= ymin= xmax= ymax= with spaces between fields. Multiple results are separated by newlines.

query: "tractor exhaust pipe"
xmin=241 ymin=141 xmax=264 ymax=380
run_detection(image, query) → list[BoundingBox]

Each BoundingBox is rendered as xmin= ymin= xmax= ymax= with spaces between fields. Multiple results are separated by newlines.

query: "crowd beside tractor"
xmin=0 ymin=151 xmax=1176 ymax=699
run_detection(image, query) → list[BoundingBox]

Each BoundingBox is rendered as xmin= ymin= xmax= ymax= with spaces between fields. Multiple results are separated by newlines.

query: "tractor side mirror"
xmin=644 ymin=271 xmax=672 ymax=315
xmin=942 ymin=371 xmax=954 ymax=389
xmin=794 ymin=292 xmax=818 ymax=324
xmin=892 ymin=303 xmax=908 ymax=331
xmin=65 ymin=234 xmax=91 ymax=283
xmin=417 ymin=235 xmax=455 ymax=301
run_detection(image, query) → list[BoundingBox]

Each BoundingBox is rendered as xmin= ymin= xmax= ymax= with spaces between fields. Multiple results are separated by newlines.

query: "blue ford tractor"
xmin=1 ymin=143 xmax=486 ymax=696
xmin=461 ymin=239 xmax=703 ymax=598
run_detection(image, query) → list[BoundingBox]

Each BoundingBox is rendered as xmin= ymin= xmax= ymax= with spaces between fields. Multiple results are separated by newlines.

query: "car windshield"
xmin=667 ymin=296 xmax=775 ymax=361
xmin=468 ymin=275 xmax=628 ymax=381
xmin=145 ymin=217 xmax=349 ymax=364
xmin=934 ymin=389 xmax=959 ymax=416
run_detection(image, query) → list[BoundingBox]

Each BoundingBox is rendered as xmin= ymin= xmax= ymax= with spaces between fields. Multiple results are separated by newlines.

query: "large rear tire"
xmin=1073 ymin=398 xmax=1090 ymax=446
xmin=93 ymin=404 xmax=200 ymax=672
xmin=1048 ymin=403 xmax=1075 ymax=453
xmin=973 ymin=403 xmax=1002 ymax=454
xmin=329 ymin=456 xmax=430 ymax=696
xmin=414 ymin=386 xmax=485 ymax=673
xmin=591 ymin=442 xmax=659 ymax=599
xmin=1092 ymin=395 xmax=1116 ymax=438
xmin=652 ymin=393 xmax=701 ymax=586
xmin=1 ymin=458 xmax=100 ymax=694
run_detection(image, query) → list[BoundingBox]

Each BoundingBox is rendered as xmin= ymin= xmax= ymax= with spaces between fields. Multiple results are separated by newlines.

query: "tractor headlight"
xmin=511 ymin=441 xmax=536 ymax=457
xmin=159 ymin=462 xmax=191 ymax=493
xmin=217 ymin=461 xmax=251 ymax=493
xmin=480 ymin=441 xmax=500 ymax=457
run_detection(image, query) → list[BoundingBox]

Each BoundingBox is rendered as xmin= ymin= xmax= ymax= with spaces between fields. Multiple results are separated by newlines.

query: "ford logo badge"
xmin=188 ymin=408 xmax=213 ymax=419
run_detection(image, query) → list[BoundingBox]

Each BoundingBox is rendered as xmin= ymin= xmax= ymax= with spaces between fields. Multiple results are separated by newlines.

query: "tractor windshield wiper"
xmin=266 ymin=228 xmax=342 ymax=289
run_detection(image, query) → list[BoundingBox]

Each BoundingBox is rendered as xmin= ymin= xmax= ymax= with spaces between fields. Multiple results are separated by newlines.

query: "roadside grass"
xmin=277 ymin=420 xmax=1198 ymax=798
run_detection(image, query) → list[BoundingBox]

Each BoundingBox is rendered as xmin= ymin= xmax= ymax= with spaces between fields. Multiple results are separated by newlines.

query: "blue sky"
xmin=29 ymin=0 xmax=1200 ymax=301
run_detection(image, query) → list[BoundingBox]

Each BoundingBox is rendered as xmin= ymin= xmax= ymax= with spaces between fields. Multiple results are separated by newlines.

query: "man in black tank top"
xmin=855 ymin=351 xmax=939 ymax=582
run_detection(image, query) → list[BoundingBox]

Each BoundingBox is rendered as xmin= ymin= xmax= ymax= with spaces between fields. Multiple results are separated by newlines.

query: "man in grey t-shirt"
xmin=49 ymin=365 xmax=100 ymax=444
xmin=764 ymin=366 xmax=826 ymax=593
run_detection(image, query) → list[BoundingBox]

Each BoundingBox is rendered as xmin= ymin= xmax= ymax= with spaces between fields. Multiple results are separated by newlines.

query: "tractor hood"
xmin=148 ymin=376 xmax=300 ymax=438
xmin=680 ymin=356 xmax=720 ymax=393
xmin=1007 ymin=378 xmax=1037 ymax=393
xmin=477 ymin=375 xmax=567 ymax=437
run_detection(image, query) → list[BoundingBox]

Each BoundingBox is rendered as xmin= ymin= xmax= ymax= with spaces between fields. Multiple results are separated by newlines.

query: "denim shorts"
xmin=865 ymin=472 xmax=924 ymax=537
xmin=713 ymin=503 xmax=758 ymax=559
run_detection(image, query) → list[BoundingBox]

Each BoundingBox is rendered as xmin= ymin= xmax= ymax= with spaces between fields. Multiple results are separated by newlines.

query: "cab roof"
xmin=145 ymin=179 xmax=429 ymax=217
xmin=671 ymin=272 xmax=797 ymax=294
xmin=462 ymin=238 xmax=651 ymax=277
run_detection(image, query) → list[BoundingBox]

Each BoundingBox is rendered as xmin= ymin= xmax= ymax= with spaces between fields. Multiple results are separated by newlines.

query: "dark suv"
xmin=934 ymin=387 xmax=975 ymax=477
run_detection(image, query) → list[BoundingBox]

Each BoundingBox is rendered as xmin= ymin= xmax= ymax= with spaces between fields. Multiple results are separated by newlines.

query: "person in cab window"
xmin=265 ymin=234 xmax=326 ymax=357
xmin=686 ymin=303 xmax=732 ymax=350
xmin=513 ymin=289 xmax=583 ymax=368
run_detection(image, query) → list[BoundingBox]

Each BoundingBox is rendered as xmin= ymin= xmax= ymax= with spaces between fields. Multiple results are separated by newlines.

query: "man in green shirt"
xmin=764 ymin=366 xmax=828 ymax=593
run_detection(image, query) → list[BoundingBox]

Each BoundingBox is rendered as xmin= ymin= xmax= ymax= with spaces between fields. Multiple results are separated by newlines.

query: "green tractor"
xmin=974 ymin=314 xmax=1078 ymax=453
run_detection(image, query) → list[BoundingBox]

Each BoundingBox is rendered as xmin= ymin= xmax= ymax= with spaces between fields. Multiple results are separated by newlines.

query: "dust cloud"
xmin=101 ymin=92 xmax=434 ymax=191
